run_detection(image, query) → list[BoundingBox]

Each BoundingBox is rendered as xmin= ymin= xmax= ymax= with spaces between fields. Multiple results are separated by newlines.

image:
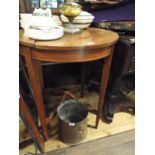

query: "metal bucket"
xmin=57 ymin=99 xmax=88 ymax=144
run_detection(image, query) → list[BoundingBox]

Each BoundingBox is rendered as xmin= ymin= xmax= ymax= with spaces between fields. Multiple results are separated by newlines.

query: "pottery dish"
xmin=60 ymin=11 xmax=94 ymax=29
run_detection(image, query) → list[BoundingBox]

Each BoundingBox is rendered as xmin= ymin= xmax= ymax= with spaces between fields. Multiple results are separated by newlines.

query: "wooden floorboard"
xmin=19 ymin=85 xmax=135 ymax=155
xmin=20 ymin=112 xmax=135 ymax=155
xmin=45 ymin=130 xmax=135 ymax=155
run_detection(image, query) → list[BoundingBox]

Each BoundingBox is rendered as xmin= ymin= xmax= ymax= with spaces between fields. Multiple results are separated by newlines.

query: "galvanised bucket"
xmin=57 ymin=99 xmax=88 ymax=144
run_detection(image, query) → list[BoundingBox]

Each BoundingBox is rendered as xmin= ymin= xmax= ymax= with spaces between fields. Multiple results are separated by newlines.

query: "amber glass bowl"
xmin=59 ymin=2 xmax=82 ymax=18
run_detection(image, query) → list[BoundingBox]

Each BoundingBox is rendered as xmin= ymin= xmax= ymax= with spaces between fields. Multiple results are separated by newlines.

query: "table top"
xmin=19 ymin=28 xmax=119 ymax=51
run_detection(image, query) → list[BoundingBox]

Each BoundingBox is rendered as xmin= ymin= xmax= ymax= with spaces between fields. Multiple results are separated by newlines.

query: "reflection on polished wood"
xmin=34 ymin=28 xmax=118 ymax=50
xmin=19 ymin=27 xmax=119 ymax=140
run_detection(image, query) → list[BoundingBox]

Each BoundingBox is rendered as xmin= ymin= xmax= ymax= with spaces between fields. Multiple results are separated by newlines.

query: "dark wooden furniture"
xmin=19 ymin=93 xmax=45 ymax=152
xmin=110 ymin=35 xmax=135 ymax=91
xmin=91 ymin=21 xmax=135 ymax=122
xmin=19 ymin=28 xmax=119 ymax=139
xmin=103 ymin=35 xmax=135 ymax=122
xmin=77 ymin=0 xmax=134 ymax=11
xmin=19 ymin=0 xmax=134 ymax=13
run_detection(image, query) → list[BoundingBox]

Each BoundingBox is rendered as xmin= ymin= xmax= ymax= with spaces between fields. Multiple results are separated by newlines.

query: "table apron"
xmin=19 ymin=46 xmax=113 ymax=63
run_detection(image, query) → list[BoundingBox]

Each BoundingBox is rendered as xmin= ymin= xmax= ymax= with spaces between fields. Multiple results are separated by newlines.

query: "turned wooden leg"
xmin=23 ymin=47 xmax=48 ymax=140
xmin=95 ymin=47 xmax=114 ymax=128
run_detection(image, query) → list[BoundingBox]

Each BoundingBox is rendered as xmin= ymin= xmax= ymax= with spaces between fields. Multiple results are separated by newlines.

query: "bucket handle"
xmin=60 ymin=91 xmax=88 ymax=109
xmin=60 ymin=91 xmax=77 ymax=103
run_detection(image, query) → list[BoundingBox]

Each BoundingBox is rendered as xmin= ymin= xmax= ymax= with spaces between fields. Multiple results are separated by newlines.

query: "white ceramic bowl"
xmin=20 ymin=17 xmax=62 ymax=30
xmin=27 ymin=26 xmax=64 ymax=40
xmin=20 ymin=20 xmax=31 ymax=29
xmin=33 ymin=16 xmax=62 ymax=27
xmin=20 ymin=13 xmax=32 ymax=21
xmin=60 ymin=11 xmax=94 ymax=29
xmin=63 ymin=23 xmax=92 ymax=30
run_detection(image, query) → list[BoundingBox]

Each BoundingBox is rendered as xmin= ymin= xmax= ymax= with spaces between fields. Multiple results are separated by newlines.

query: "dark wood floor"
xmin=42 ymin=130 xmax=135 ymax=155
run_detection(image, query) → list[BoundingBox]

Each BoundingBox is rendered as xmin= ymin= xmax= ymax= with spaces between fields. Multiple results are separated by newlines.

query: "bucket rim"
xmin=57 ymin=99 xmax=88 ymax=124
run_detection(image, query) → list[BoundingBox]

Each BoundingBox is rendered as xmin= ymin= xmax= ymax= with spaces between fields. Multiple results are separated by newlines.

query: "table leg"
xmin=19 ymin=94 xmax=45 ymax=153
xmin=23 ymin=47 xmax=48 ymax=140
xmin=36 ymin=61 xmax=44 ymax=89
xmin=95 ymin=47 xmax=114 ymax=128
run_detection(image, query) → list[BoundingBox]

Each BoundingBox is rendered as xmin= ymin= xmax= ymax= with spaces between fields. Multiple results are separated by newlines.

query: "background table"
xmin=19 ymin=28 xmax=119 ymax=140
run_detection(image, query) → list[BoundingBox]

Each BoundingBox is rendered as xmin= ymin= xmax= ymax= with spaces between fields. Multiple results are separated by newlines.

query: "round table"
xmin=19 ymin=27 xmax=119 ymax=140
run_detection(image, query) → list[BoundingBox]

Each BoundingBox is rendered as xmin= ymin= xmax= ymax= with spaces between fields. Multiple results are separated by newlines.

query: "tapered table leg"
xmin=36 ymin=61 xmax=44 ymax=89
xmin=95 ymin=47 xmax=114 ymax=128
xmin=24 ymin=47 xmax=48 ymax=140
xmin=19 ymin=94 xmax=45 ymax=152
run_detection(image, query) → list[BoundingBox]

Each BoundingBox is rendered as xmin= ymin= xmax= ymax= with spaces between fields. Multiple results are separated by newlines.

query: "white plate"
xmin=27 ymin=26 xmax=64 ymax=40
